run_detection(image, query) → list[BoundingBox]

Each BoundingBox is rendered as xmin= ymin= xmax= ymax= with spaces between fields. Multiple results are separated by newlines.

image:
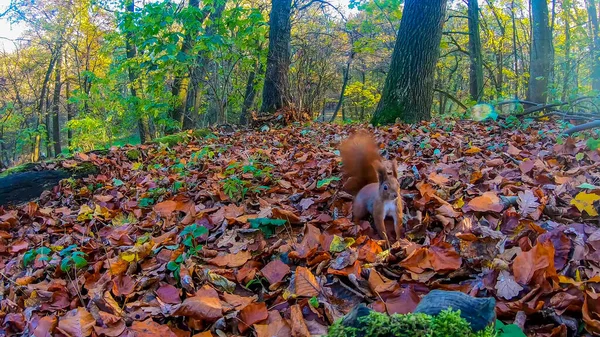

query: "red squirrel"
xmin=339 ymin=132 xmax=403 ymax=247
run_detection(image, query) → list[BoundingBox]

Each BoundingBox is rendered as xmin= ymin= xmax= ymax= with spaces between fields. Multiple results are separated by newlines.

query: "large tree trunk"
xmin=527 ymin=0 xmax=553 ymax=104
xmin=587 ymin=0 xmax=600 ymax=91
xmin=182 ymin=1 xmax=226 ymax=130
xmin=260 ymin=0 xmax=292 ymax=115
xmin=468 ymin=0 xmax=484 ymax=102
xmin=52 ymin=50 xmax=62 ymax=157
xmin=372 ymin=0 xmax=447 ymax=124
xmin=34 ymin=52 xmax=59 ymax=162
xmin=125 ymin=0 xmax=151 ymax=143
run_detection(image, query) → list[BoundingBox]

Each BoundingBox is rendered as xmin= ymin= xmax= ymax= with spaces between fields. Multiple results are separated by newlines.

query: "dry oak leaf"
xmin=238 ymin=302 xmax=269 ymax=333
xmin=495 ymin=270 xmax=523 ymax=300
xmin=255 ymin=311 xmax=292 ymax=337
xmin=208 ymin=250 xmax=252 ymax=268
xmin=467 ymin=192 xmax=504 ymax=212
xmin=290 ymin=304 xmax=311 ymax=337
xmin=512 ymin=241 xmax=556 ymax=285
xmin=129 ymin=319 xmax=177 ymax=337
xmin=294 ymin=266 xmax=320 ymax=297
xmin=173 ymin=292 xmax=223 ymax=322
xmin=57 ymin=308 xmax=95 ymax=337
xmin=261 ymin=259 xmax=290 ymax=285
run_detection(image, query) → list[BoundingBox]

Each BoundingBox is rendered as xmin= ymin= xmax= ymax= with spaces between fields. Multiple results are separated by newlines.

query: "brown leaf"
xmin=512 ymin=241 xmax=556 ymax=285
xmin=155 ymin=283 xmax=181 ymax=304
xmin=112 ymin=275 xmax=135 ymax=296
xmin=467 ymin=192 xmax=504 ymax=212
xmin=583 ymin=291 xmax=600 ymax=335
xmin=174 ymin=292 xmax=223 ymax=322
xmin=238 ymin=302 xmax=268 ymax=333
xmin=222 ymin=292 xmax=256 ymax=311
xmin=93 ymin=320 xmax=126 ymax=337
xmin=294 ymin=266 xmax=320 ymax=297
xmin=208 ymin=250 xmax=252 ymax=268
xmin=429 ymin=242 xmax=462 ymax=272
xmin=129 ymin=319 xmax=177 ymax=337
xmin=33 ymin=316 xmax=57 ymax=337
xmin=495 ymin=270 xmax=524 ymax=300
xmin=290 ymin=304 xmax=311 ymax=337
xmin=57 ymin=308 xmax=95 ymax=337
xmin=272 ymin=207 xmax=302 ymax=224
xmin=255 ymin=311 xmax=292 ymax=337
xmin=358 ymin=239 xmax=383 ymax=263
xmin=385 ymin=286 xmax=420 ymax=314
xmin=261 ymin=259 xmax=290 ymax=285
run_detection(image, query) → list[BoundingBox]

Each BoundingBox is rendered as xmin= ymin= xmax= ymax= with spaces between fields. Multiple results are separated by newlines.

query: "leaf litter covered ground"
xmin=1 ymin=120 xmax=600 ymax=336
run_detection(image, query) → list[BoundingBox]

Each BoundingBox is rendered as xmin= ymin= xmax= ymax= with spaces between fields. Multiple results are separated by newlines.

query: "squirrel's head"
xmin=374 ymin=160 xmax=400 ymax=201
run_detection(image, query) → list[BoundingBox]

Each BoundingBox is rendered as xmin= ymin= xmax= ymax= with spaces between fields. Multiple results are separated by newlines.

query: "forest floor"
xmin=1 ymin=119 xmax=600 ymax=337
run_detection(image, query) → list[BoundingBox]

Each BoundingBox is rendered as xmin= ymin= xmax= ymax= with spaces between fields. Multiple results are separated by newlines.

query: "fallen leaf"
xmin=294 ymin=266 xmax=320 ymax=297
xmin=33 ymin=316 xmax=58 ymax=337
xmin=129 ymin=319 xmax=177 ymax=337
xmin=208 ymin=250 xmax=252 ymax=268
xmin=467 ymin=192 xmax=504 ymax=212
xmin=174 ymin=293 xmax=222 ymax=322
xmin=495 ymin=270 xmax=524 ymax=300
xmin=57 ymin=308 xmax=95 ymax=337
xmin=571 ymin=192 xmax=600 ymax=216
xmin=255 ymin=311 xmax=291 ymax=337
xmin=261 ymin=259 xmax=290 ymax=285
xmin=290 ymin=304 xmax=311 ymax=337
xmin=517 ymin=190 xmax=540 ymax=217
xmin=238 ymin=302 xmax=268 ymax=333
xmin=112 ymin=275 xmax=135 ymax=296
xmin=512 ymin=241 xmax=556 ymax=285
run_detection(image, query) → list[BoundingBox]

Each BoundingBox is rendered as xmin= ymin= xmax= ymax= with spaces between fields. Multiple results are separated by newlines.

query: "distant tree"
xmin=372 ymin=0 xmax=447 ymax=124
xmin=468 ymin=0 xmax=484 ymax=102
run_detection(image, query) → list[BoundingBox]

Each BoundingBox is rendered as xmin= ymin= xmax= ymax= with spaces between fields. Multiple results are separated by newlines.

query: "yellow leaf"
xmin=570 ymin=192 xmax=600 ymax=216
xmin=454 ymin=197 xmax=465 ymax=209
xmin=465 ymin=147 xmax=482 ymax=154
xmin=77 ymin=204 xmax=93 ymax=221
xmin=120 ymin=251 xmax=138 ymax=263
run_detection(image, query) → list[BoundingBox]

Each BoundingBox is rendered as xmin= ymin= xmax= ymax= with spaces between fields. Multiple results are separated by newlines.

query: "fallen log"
xmin=0 ymin=161 xmax=99 ymax=206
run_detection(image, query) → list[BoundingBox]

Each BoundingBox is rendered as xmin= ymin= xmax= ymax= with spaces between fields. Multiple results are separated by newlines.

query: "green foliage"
xmin=59 ymin=245 xmax=88 ymax=272
xmin=317 ymin=176 xmax=341 ymax=188
xmin=249 ymin=218 xmax=287 ymax=238
xmin=168 ymin=224 xmax=208 ymax=280
xmin=587 ymin=137 xmax=600 ymax=151
xmin=23 ymin=247 xmax=52 ymax=266
xmin=495 ymin=320 xmax=527 ymax=337
xmin=327 ymin=309 xmax=497 ymax=337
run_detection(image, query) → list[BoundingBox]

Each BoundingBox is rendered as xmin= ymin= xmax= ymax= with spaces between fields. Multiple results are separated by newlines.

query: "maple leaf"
xmin=495 ymin=270 xmax=523 ymax=300
xmin=517 ymin=190 xmax=540 ymax=217
xmin=571 ymin=192 xmax=600 ymax=216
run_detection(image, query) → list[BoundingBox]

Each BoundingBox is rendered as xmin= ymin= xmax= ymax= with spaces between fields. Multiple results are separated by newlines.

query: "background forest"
xmin=0 ymin=0 xmax=596 ymax=167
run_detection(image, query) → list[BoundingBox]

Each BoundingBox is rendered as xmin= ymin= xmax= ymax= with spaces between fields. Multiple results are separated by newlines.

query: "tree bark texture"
xmin=260 ymin=0 xmax=292 ymax=115
xmin=52 ymin=50 xmax=62 ymax=157
xmin=587 ymin=0 xmax=600 ymax=91
xmin=527 ymin=0 xmax=553 ymax=104
xmin=372 ymin=0 xmax=447 ymax=124
xmin=468 ymin=0 xmax=484 ymax=102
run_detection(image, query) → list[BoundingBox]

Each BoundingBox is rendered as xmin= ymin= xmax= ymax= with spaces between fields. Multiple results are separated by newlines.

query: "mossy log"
xmin=0 ymin=161 xmax=99 ymax=206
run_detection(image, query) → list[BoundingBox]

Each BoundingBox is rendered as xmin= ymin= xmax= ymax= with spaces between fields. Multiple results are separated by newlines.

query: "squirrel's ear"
xmin=373 ymin=161 xmax=387 ymax=183
xmin=391 ymin=160 xmax=398 ymax=178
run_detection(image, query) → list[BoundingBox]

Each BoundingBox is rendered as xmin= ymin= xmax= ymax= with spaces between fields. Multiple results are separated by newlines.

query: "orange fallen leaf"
xmin=261 ymin=259 xmax=290 ymax=285
xmin=467 ymin=192 xmax=504 ymax=212
xmin=174 ymin=293 xmax=222 ymax=322
xmin=294 ymin=266 xmax=320 ymax=297
xmin=272 ymin=207 xmax=302 ymax=224
xmin=238 ymin=302 xmax=268 ymax=333
xmin=290 ymin=304 xmax=311 ymax=337
xmin=129 ymin=319 xmax=177 ymax=337
xmin=33 ymin=315 xmax=57 ymax=337
xmin=512 ymin=241 xmax=556 ymax=285
xmin=57 ymin=308 xmax=95 ymax=337
xmin=208 ymin=250 xmax=252 ymax=268
xmin=255 ymin=311 xmax=292 ymax=337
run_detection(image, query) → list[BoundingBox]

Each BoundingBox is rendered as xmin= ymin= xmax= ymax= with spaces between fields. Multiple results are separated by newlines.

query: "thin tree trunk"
xmin=468 ymin=0 xmax=484 ymax=102
xmin=52 ymin=50 xmax=62 ymax=157
xmin=260 ymin=0 xmax=292 ymax=115
xmin=240 ymin=59 xmax=264 ymax=125
xmin=66 ymin=79 xmax=73 ymax=148
xmin=34 ymin=52 xmax=59 ymax=162
xmin=527 ymin=0 xmax=553 ymax=104
xmin=587 ymin=0 xmax=600 ymax=90
xmin=562 ymin=3 xmax=571 ymax=101
xmin=125 ymin=0 xmax=151 ymax=143
xmin=182 ymin=1 xmax=226 ymax=130
xmin=512 ymin=0 xmax=519 ymax=97
xmin=372 ymin=0 xmax=447 ymax=124
xmin=330 ymin=50 xmax=354 ymax=122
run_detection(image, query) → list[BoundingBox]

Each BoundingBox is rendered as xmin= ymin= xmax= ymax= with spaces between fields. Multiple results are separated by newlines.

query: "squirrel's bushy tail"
xmin=339 ymin=131 xmax=382 ymax=195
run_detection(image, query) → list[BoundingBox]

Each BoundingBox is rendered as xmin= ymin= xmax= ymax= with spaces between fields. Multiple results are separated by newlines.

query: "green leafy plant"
xmin=167 ymin=224 xmax=208 ymax=281
xmin=59 ymin=245 xmax=88 ymax=272
xmin=23 ymin=247 xmax=52 ymax=266
xmin=249 ymin=218 xmax=287 ymax=238
xmin=328 ymin=309 xmax=497 ymax=337
xmin=317 ymin=176 xmax=341 ymax=188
